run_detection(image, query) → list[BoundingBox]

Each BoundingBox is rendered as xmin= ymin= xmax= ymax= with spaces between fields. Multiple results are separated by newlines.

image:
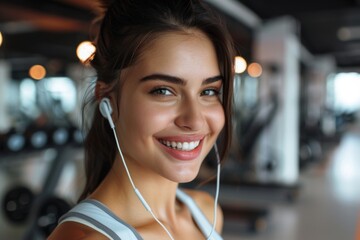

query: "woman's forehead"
xmin=121 ymin=32 xmax=220 ymax=83
xmin=140 ymin=31 xmax=216 ymax=65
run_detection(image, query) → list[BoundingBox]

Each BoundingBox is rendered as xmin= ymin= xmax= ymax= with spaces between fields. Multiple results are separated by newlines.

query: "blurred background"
xmin=0 ymin=0 xmax=360 ymax=239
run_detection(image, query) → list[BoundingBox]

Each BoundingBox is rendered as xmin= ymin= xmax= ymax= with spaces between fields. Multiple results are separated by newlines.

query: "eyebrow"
xmin=140 ymin=74 xmax=223 ymax=85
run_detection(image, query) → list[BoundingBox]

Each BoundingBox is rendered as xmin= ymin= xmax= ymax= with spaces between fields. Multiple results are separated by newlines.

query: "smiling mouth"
xmin=159 ymin=140 xmax=201 ymax=151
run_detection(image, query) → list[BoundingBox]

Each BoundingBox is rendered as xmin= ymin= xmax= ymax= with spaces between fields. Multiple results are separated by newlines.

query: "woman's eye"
xmin=149 ymin=87 xmax=174 ymax=96
xmin=201 ymin=89 xmax=220 ymax=96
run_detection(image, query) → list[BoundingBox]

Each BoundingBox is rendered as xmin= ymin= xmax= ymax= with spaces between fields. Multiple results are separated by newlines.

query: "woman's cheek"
xmin=207 ymin=104 xmax=225 ymax=134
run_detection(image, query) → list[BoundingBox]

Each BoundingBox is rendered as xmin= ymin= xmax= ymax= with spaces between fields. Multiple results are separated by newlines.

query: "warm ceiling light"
xmin=29 ymin=65 xmax=46 ymax=80
xmin=248 ymin=62 xmax=263 ymax=78
xmin=0 ymin=32 xmax=3 ymax=47
xmin=234 ymin=56 xmax=247 ymax=74
xmin=76 ymin=41 xmax=96 ymax=63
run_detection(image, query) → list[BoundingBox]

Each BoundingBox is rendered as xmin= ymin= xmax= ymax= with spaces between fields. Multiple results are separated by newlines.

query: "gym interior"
xmin=0 ymin=1 xmax=360 ymax=239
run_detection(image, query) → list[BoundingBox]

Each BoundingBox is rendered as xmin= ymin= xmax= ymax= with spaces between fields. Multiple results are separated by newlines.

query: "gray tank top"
xmin=59 ymin=189 xmax=223 ymax=240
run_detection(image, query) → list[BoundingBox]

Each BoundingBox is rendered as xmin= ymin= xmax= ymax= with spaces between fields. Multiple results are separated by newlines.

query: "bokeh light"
xmin=29 ymin=65 xmax=46 ymax=80
xmin=234 ymin=56 xmax=247 ymax=74
xmin=248 ymin=62 xmax=263 ymax=78
xmin=0 ymin=31 xmax=3 ymax=47
xmin=76 ymin=41 xmax=96 ymax=63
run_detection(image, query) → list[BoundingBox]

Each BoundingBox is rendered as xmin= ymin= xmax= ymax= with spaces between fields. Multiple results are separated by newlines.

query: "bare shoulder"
xmin=182 ymin=188 xmax=224 ymax=233
xmin=48 ymin=221 xmax=108 ymax=240
xmin=183 ymin=188 xmax=215 ymax=208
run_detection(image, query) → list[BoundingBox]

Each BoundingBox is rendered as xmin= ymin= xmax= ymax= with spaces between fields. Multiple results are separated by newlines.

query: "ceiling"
xmin=235 ymin=0 xmax=360 ymax=69
xmin=0 ymin=0 xmax=360 ymax=78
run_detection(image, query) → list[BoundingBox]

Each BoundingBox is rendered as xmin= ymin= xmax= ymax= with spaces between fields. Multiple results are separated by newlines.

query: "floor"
xmin=222 ymin=122 xmax=360 ymax=240
xmin=1 ymin=123 xmax=360 ymax=240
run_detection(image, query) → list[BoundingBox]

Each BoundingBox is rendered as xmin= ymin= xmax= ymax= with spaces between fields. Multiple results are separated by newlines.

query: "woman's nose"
xmin=174 ymin=98 xmax=205 ymax=131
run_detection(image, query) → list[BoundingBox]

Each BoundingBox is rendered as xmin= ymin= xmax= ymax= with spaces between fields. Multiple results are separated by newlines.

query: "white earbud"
xmin=99 ymin=98 xmax=115 ymax=129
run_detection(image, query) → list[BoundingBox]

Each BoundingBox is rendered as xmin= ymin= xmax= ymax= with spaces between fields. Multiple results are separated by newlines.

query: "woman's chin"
xmin=171 ymin=171 xmax=199 ymax=184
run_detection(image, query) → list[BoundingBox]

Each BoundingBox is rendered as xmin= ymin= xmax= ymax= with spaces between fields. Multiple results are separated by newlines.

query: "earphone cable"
xmin=111 ymin=127 xmax=175 ymax=240
xmin=112 ymin=127 xmax=137 ymax=190
xmin=206 ymin=143 xmax=221 ymax=240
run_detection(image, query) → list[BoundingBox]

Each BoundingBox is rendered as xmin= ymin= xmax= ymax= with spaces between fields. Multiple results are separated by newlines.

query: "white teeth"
xmin=160 ymin=140 xmax=200 ymax=151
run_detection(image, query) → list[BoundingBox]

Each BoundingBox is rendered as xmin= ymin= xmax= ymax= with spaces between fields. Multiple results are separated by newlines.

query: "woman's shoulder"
xmin=182 ymin=188 xmax=216 ymax=208
xmin=181 ymin=188 xmax=224 ymax=232
xmin=48 ymin=221 xmax=108 ymax=240
xmin=47 ymin=200 xmax=114 ymax=240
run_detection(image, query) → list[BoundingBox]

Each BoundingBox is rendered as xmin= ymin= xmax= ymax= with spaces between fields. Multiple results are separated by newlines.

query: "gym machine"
xmin=0 ymin=69 xmax=84 ymax=239
xmin=1 ymin=124 xmax=82 ymax=239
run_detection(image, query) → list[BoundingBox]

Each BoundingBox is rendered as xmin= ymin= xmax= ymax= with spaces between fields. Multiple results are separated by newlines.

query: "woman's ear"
xmin=95 ymin=81 xmax=117 ymax=119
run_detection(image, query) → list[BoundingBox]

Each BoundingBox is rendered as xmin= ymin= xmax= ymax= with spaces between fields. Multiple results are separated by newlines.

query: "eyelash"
xmin=201 ymin=88 xmax=221 ymax=97
xmin=149 ymin=87 xmax=222 ymax=97
xmin=149 ymin=87 xmax=174 ymax=96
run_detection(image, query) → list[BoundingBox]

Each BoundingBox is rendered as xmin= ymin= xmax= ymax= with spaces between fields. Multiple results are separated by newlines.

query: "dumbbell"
xmin=6 ymin=133 xmax=26 ymax=153
xmin=51 ymin=127 xmax=70 ymax=146
xmin=29 ymin=130 xmax=48 ymax=149
xmin=2 ymin=186 xmax=35 ymax=224
xmin=36 ymin=196 xmax=71 ymax=237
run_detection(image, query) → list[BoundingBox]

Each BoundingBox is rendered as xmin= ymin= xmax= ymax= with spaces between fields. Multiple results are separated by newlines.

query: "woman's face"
xmin=115 ymin=30 xmax=225 ymax=183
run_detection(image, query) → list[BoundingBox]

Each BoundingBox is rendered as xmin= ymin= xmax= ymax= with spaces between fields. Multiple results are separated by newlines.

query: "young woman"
xmin=49 ymin=0 xmax=235 ymax=239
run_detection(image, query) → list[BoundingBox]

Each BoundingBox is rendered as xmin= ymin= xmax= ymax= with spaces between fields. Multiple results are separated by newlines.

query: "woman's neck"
xmin=90 ymin=156 xmax=181 ymax=224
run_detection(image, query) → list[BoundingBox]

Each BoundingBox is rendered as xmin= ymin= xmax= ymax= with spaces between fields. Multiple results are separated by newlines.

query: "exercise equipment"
xmin=4 ymin=131 xmax=26 ymax=153
xmin=2 ymin=185 xmax=35 ymax=224
xmin=222 ymin=204 xmax=268 ymax=233
xmin=20 ymin=145 xmax=77 ymax=240
xmin=0 ymin=126 xmax=79 ymax=239
xmin=0 ymin=125 xmax=83 ymax=158
xmin=1 ymin=185 xmax=71 ymax=238
xmin=36 ymin=196 xmax=71 ymax=237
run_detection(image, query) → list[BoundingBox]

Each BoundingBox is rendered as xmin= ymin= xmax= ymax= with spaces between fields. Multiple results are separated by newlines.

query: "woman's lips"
xmin=157 ymin=137 xmax=204 ymax=161
xmin=159 ymin=139 xmax=200 ymax=151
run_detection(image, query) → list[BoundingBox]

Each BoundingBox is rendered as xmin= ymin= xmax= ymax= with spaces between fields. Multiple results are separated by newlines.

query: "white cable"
xmin=148 ymin=209 xmax=175 ymax=240
xmin=206 ymin=144 xmax=221 ymax=240
xmin=111 ymin=124 xmax=220 ymax=240
xmin=112 ymin=128 xmax=137 ymax=190
xmin=111 ymin=127 xmax=175 ymax=240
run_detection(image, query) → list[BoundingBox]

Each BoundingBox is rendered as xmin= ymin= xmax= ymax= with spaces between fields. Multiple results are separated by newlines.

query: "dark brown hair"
xmin=79 ymin=0 xmax=235 ymax=201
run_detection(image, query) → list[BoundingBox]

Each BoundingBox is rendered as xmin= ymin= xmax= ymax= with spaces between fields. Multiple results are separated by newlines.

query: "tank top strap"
xmin=59 ymin=189 xmax=223 ymax=240
xmin=176 ymin=189 xmax=223 ymax=240
xmin=59 ymin=199 xmax=143 ymax=240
